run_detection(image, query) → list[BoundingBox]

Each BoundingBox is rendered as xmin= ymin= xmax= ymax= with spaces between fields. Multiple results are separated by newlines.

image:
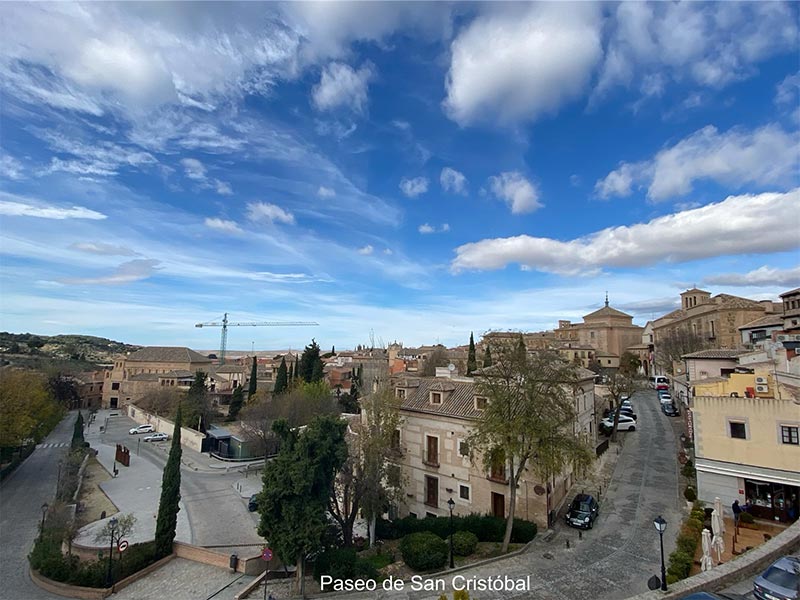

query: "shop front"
xmin=744 ymin=479 xmax=799 ymax=523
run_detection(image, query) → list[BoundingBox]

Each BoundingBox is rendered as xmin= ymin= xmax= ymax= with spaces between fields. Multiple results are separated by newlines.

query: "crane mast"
xmin=195 ymin=313 xmax=318 ymax=364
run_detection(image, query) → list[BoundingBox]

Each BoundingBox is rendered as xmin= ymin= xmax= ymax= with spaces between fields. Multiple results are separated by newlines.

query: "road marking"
xmin=36 ymin=442 xmax=69 ymax=449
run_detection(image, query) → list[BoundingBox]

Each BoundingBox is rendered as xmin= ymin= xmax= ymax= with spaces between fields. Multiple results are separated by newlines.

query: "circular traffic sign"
xmin=261 ymin=547 xmax=272 ymax=561
xmin=117 ymin=539 xmax=129 ymax=552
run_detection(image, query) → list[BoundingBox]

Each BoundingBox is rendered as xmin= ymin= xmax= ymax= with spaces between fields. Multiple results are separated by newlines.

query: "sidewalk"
xmin=76 ymin=424 xmax=191 ymax=548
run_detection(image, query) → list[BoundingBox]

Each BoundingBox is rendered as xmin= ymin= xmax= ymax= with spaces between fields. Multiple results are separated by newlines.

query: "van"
xmin=649 ymin=375 xmax=669 ymax=390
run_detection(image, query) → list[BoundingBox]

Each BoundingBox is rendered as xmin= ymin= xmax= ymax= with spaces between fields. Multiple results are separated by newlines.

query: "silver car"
xmin=754 ymin=556 xmax=799 ymax=600
xmin=143 ymin=432 xmax=169 ymax=442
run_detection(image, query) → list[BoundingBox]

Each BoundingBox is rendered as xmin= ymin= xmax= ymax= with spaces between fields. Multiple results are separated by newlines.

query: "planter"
xmin=738 ymin=522 xmax=760 ymax=530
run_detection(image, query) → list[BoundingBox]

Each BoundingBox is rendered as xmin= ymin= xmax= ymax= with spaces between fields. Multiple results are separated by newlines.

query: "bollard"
xmin=579 ymin=531 xmax=582 ymax=540
xmin=566 ymin=539 xmax=570 ymax=549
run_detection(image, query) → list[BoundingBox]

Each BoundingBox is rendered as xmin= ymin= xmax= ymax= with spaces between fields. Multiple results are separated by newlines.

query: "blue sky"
xmin=1 ymin=2 xmax=798 ymax=352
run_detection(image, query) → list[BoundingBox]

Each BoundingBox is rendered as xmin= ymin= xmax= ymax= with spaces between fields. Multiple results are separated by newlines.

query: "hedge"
xmin=312 ymin=547 xmax=379 ymax=583
xmin=400 ymin=532 xmax=448 ymax=572
xmin=376 ymin=514 xmax=537 ymax=544
xmin=452 ymin=531 xmax=478 ymax=556
xmin=684 ymin=486 xmax=697 ymax=502
xmin=29 ymin=530 xmax=158 ymax=588
xmin=664 ymin=502 xmax=705 ymax=584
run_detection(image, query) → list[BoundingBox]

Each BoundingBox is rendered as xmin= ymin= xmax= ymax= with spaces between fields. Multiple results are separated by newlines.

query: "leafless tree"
xmin=654 ymin=329 xmax=708 ymax=374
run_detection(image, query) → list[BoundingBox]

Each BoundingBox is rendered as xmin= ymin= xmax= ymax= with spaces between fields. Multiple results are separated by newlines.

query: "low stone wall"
xmin=112 ymin=552 xmax=175 ymax=594
xmin=126 ymin=405 xmax=206 ymax=452
xmin=30 ymin=569 xmax=109 ymax=600
xmin=69 ymin=539 xmax=121 ymax=563
xmin=630 ymin=519 xmax=800 ymax=599
xmin=173 ymin=541 xmax=273 ymax=575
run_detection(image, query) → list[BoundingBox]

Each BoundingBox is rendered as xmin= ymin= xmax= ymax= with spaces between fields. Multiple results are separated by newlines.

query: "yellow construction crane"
xmin=195 ymin=313 xmax=318 ymax=364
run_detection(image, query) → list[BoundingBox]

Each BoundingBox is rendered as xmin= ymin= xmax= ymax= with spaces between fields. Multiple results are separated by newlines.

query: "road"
xmin=99 ymin=414 xmax=263 ymax=555
xmin=0 ymin=411 xmax=76 ymax=600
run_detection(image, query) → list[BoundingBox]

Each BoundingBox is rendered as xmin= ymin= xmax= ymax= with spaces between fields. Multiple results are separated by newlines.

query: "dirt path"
xmin=75 ymin=455 xmax=118 ymax=528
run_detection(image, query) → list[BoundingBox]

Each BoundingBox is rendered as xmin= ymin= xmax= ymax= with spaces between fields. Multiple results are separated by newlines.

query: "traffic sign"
xmin=261 ymin=547 xmax=272 ymax=561
xmin=117 ymin=539 xmax=129 ymax=553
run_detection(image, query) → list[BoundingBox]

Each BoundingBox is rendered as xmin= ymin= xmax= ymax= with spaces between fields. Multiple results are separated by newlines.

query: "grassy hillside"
xmin=0 ymin=332 xmax=140 ymax=371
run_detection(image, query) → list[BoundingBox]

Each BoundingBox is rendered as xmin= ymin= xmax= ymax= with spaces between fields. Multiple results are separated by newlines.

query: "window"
xmin=424 ymin=435 xmax=439 ymax=466
xmin=474 ymin=396 xmax=487 ymax=410
xmin=729 ymin=421 xmax=747 ymax=439
xmin=459 ymin=484 xmax=470 ymax=501
xmin=391 ymin=429 xmax=401 ymax=448
xmin=430 ymin=392 xmax=442 ymax=404
xmin=781 ymin=426 xmax=799 ymax=445
xmin=396 ymin=388 xmax=406 ymax=399
xmin=424 ymin=476 xmax=438 ymax=507
xmin=458 ymin=439 xmax=469 ymax=457
xmin=111 ymin=382 xmax=120 ymax=390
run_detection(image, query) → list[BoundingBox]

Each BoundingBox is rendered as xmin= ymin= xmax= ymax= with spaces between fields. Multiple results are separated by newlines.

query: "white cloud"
xmin=444 ymin=4 xmax=602 ymax=125
xmin=60 ymin=259 xmax=161 ymax=285
xmin=594 ymin=2 xmax=799 ymax=102
xmin=383 ymin=248 xmax=393 ymax=255
xmin=246 ymin=202 xmax=295 ymax=225
xmin=488 ymin=172 xmax=542 ymax=214
xmin=452 ymin=189 xmax=800 ymax=274
xmin=181 ymin=158 xmax=207 ymax=180
xmin=569 ymin=174 xmax=581 ymax=187
xmin=595 ymin=124 xmax=799 ymax=201
xmin=775 ymin=72 xmax=800 ymax=106
xmin=441 ymin=223 xmax=450 ymax=232
xmin=204 ymin=217 xmax=242 ymax=234
xmin=317 ymin=186 xmax=336 ymax=198
xmin=418 ymin=223 xmax=435 ymax=234
xmin=357 ymin=245 xmax=374 ymax=255
xmin=440 ymin=167 xmax=467 ymax=194
xmin=70 ymin=242 xmax=139 ymax=256
xmin=312 ymin=62 xmax=373 ymax=114
xmin=214 ymin=180 xmax=233 ymax=196
xmin=704 ymin=266 xmax=800 ymax=287
xmin=399 ymin=176 xmax=429 ymax=198
xmin=0 ymin=154 xmax=25 ymax=180
xmin=0 ymin=198 xmax=106 ymax=220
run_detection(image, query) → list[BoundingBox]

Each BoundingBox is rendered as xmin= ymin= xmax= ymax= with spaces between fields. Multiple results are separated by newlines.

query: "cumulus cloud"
xmin=418 ymin=223 xmax=450 ymax=234
xmin=60 ymin=259 xmax=161 ymax=285
xmin=357 ymin=245 xmax=374 ymax=255
xmin=215 ymin=180 xmax=233 ymax=195
xmin=775 ymin=72 xmax=800 ymax=105
xmin=452 ymin=189 xmax=800 ymax=274
xmin=440 ymin=167 xmax=467 ymax=194
xmin=444 ymin=4 xmax=602 ymax=125
xmin=488 ymin=172 xmax=542 ymax=214
xmin=595 ymin=124 xmax=799 ymax=201
xmin=312 ymin=62 xmax=373 ymax=113
xmin=317 ymin=186 xmax=336 ymax=198
xmin=204 ymin=217 xmax=242 ymax=234
xmin=0 ymin=198 xmax=106 ymax=220
xmin=246 ymin=202 xmax=295 ymax=225
xmin=399 ymin=176 xmax=429 ymax=198
xmin=594 ymin=2 xmax=799 ymax=102
xmin=70 ymin=242 xmax=139 ymax=256
xmin=704 ymin=265 xmax=800 ymax=287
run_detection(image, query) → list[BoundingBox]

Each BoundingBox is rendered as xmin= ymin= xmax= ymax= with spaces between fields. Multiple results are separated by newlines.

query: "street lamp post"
xmin=105 ymin=516 xmax=118 ymax=589
xmin=653 ymin=515 xmax=667 ymax=591
xmin=447 ymin=498 xmax=455 ymax=569
xmin=39 ymin=503 xmax=48 ymax=540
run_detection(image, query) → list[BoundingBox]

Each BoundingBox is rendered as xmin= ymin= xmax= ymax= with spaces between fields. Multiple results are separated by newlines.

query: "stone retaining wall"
xmin=630 ymin=519 xmax=800 ymax=599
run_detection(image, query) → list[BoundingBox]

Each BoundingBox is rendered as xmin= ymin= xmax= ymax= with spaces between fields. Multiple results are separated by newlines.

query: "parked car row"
xmin=681 ymin=554 xmax=799 ymax=600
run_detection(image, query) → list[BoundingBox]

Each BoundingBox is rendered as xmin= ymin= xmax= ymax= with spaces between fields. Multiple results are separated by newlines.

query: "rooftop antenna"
xmin=605 ymin=291 xmax=609 ymax=307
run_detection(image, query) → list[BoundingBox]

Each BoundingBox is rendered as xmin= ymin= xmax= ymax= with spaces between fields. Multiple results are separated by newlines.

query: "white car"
xmin=601 ymin=415 xmax=637 ymax=431
xmin=143 ymin=432 xmax=168 ymax=442
xmin=659 ymin=394 xmax=673 ymax=405
xmin=129 ymin=424 xmax=155 ymax=435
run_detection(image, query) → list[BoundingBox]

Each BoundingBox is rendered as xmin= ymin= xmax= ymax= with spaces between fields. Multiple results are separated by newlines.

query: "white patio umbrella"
xmin=711 ymin=509 xmax=725 ymax=563
xmin=700 ymin=528 xmax=714 ymax=571
xmin=714 ymin=497 xmax=726 ymax=535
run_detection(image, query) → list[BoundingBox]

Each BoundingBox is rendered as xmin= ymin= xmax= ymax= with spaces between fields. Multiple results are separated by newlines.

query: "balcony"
xmin=487 ymin=468 xmax=508 ymax=485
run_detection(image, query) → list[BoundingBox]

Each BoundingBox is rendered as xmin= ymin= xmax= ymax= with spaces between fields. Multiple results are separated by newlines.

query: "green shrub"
xmin=313 ymin=548 xmax=357 ymax=581
xmin=683 ymin=486 xmax=697 ymax=502
xmin=400 ymin=532 xmax=448 ymax=572
xmin=353 ymin=557 xmax=379 ymax=581
xmin=667 ymin=550 xmax=693 ymax=580
xmin=676 ymin=532 xmax=698 ymax=556
xmin=681 ymin=460 xmax=696 ymax=478
xmin=739 ymin=512 xmax=755 ymax=524
xmin=685 ymin=518 xmax=704 ymax=535
xmin=511 ymin=519 xmax=538 ymax=543
xmin=452 ymin=531 xmax=479 ymax=556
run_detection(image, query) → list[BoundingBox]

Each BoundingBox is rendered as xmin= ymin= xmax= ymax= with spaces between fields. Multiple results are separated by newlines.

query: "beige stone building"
xmin=388 ymin=369 xmax=596 ymax=528
xmin=102 ymin=346 xmax=214 ymax=408
xmin=652 ymin=288 xmax=779 ymax=354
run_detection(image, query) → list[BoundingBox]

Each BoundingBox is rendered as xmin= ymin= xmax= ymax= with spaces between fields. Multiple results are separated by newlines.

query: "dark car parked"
xmin=680 ymin=592 xmax=746 ymax=600
xmin=754 ymin=556 xmax=800 ymax=600
xmin=662 ymin=403 xmax=680 ymax=417
xmin=565 ymin=493 xmax=599 ymax=529
xmin=248 ymin=494 xmax=259 ymax=512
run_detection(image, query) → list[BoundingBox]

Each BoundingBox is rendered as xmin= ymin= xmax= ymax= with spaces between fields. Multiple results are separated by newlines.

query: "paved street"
xmin=0 ymin=411 xmax=76 ymax=600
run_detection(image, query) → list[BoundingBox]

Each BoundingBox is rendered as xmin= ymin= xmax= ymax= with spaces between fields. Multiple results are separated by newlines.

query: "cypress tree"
xmin=293 ymin=355 xmax=299 ymax=381
xmin=483 ymin=345 xmax=493 ymax=369
xmin=274 ymin=357 xmax=288 ymax=396
xmin=288 ymin=363 xmax=294 ymax=382
xmin=228 ymin=386 xmax=244 ymax=420
xmin=331 ymin=345 xmax=335 ymax=355
xmin=467 ymin=332 xmax=477 ymax=376
xmin=311 ymin=358 xmax=324 ymax=383
xmin=154 ymin=404 xmax=182 ymax=559
xmin=248 ymin=356 xmax=258 ymax=399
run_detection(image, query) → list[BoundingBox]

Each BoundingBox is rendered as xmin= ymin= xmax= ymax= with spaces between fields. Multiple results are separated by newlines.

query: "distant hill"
xmin=0 ymin=332 xmax=141 ymax=370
